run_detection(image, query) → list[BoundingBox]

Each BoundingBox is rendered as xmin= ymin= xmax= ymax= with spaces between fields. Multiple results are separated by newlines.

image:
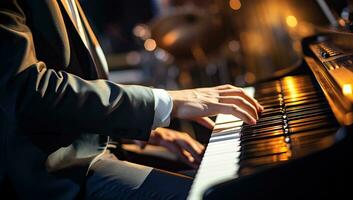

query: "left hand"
xmin=134 ymin=128 xmax=205 ymax=168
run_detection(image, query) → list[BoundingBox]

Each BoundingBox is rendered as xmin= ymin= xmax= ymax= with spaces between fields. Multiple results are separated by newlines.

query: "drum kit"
xmin=139 ymin=1 xmax=239 ymax=88
xmin=128 ymin=0 xmax=303 ymax=88
xmin=150 ymin=7 xmax=225 ymax=62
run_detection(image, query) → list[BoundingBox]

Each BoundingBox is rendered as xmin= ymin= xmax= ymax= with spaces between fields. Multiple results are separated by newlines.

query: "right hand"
xmin=168 ymin=84 xmax=263 ymax=127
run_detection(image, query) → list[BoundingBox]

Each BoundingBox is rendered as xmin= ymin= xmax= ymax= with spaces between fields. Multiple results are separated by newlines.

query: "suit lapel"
xmin=59 ymin=0 xmax=109 ymax=79
xmin=27 ymin=0 xmax=71 ymax=68
xmin=59 ymin=0 xmax=75 ymax=27
xmin=59 ymin=0 xmax=89 ymax=49
xmin=75 ymin=0 xmax=109 ymax=78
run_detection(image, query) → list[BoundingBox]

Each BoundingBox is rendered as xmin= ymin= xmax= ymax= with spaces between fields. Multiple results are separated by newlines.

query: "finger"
xmin=175 ymin=139 xmax=203 ymax=162
xmin=215 ymin=84 xmax=233 ymax=90
xmin=133 ymin=140 xmax=147 ymax=149
xmin=182 ymin=149 xmax=195 ymax=163
xmin=172 ymin=145 xmax=194 ymax=166
xmin=158 ymin=133 xmax=201 ymax=168
xmin=196 ymin=140 xmax=205 ymax=152
xmin=192 ymin=117 xmax=215 ymax=129
xmin=176 ymin=140 xmax=202 ymax=163
xmin=236 ymin=89 xmax=264 ymax=112
xmin=221 ymin=88 xmax=263 ymax=112
xmin=161 ymin=140 xmax=196 ymax=166
xmin=219 ymin=88 xmax=264 ymax=112
xmin=218 ymin=103 xmax=257 ymax=125
xmin=184 ymin=135 xmax=205 ymax=153
xmin=139 ymin=142 xmax=147 ymax=149
xmin=219 ymin=96 xmax=259 ymax=120
xmin=179 ymin=150 xmax=198 ymax=168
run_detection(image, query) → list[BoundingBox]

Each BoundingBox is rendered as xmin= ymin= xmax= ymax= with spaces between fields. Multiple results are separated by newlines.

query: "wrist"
xmin=167 ymin=89 xmax=196 ymax=119
xmin=166 ymin=91 xmax=177 ymax=118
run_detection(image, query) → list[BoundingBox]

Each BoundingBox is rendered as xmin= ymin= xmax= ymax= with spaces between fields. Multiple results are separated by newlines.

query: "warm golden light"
xmin=133 ymin=24 xmax=150 ymax=40
xmin=245 ymin=72 xmax=256 ymax=83
xmin=343 ymin=84 xmax=353 ymax=95
xmin=279 ymin=152 xmax=291 ymax=161
xmin=228 ymin=40 xmax=240 ymax=52
xmin=338 ymin=18 xmax=346 ymax=27
xmin=162 ymin=31 xmax=179 ymax=47
xmin=144 ymin=39 xmax=157 ymax=51
xmin=229 ymin=0 xmax=241 ymax=10
xmin=283 ymin=76 xmax=299 ymax=101
xmin=286 ymin=15 xmax=298 ymax=28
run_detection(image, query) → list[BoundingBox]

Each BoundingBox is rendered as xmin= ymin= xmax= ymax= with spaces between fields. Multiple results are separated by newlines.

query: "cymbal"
xmin=150 ymin=8 xmax=226 ymax=60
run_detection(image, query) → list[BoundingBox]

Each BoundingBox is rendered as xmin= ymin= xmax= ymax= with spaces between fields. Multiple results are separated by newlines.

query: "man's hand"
xmin=168 ymin=84 xmax=264 ymax=126
xmin=134 ymin=128 xmax=205 ymax=168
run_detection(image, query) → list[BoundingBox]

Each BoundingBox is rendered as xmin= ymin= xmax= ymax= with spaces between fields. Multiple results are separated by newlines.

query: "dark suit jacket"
xmin=0 ymin=0 xmax=155 ymax=199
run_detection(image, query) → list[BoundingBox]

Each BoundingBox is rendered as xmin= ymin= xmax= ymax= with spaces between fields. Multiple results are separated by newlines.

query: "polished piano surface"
xmin=187 ymin=30 xmax=353 ymax=200
xmin=128 ymin=0 xmax=353 ymax=199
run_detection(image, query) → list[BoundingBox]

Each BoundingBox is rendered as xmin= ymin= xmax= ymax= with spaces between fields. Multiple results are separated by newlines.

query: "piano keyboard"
xmin=187 ymin=75 xmax=339 ymax=200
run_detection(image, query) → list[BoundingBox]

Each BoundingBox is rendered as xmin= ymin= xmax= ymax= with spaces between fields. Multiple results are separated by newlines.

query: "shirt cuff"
xmin=151 ymin=88 xmax=173 ymax=129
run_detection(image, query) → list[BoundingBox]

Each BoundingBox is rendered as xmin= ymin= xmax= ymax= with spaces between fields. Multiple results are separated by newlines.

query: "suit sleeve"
xmin=0 ymin=0 xmax=154 ymax=140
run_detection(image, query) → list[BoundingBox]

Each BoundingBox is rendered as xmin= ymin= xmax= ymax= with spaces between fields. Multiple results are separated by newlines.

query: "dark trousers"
xmin=85 ymin=154 xmax=193 ymax=200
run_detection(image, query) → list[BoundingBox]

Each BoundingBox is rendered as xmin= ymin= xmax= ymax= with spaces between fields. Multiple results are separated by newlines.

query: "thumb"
xmin=192 ymin=117 xmax=215 ymax=129
xmin=133 ymin=140 xmax=147 ymax=149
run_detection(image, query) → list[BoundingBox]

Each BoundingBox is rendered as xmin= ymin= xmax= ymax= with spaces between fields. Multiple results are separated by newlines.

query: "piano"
xmin=187 ymin=1 xmax=353 ymax=200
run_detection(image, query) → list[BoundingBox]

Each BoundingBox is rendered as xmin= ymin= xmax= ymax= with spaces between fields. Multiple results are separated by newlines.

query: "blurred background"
xmin=80 ymin=0 xmax=338 ymax=89
xmin=79 ymin=0 xmax=350 ymax=155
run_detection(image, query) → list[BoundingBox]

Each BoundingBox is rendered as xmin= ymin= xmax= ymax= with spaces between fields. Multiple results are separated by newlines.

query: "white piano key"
xmin=187 ymin=87 xmax=254 ymax=200
xmin=214 ymin=122 xmax=242 ymax=131
xmin=215 ymin=114 xmax=240 ymax=124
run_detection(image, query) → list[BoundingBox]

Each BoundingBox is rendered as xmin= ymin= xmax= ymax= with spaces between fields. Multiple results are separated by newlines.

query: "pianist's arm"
xmin=0 ymin=0 xmax=155 ymax=140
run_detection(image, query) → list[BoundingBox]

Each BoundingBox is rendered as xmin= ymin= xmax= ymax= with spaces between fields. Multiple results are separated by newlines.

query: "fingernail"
xmin=251 ymin=119 xmax=257 ymax=125
xmin=189 ymin=157 xmax=195 ymax=162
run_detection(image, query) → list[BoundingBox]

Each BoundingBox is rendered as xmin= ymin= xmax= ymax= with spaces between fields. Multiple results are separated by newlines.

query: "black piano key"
xmin=242 ymin=119 xmax=283 ymax=129
xmin=239 ymin=152 xmax=291 ymax=169
xmin=240 ymin=147 xmax=289 ymax=160
xmin=195 ymin=74 xmax=340 ymax=183
xmin=285 ymin=102 xmax=328 ymax=113
xmin=241 ymin=129 xmax=284 ymax=142
xmin=240 ymin=136 xmax=285 ymax=148
xmin=285 ymin=98 xmax=322 ymax=107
